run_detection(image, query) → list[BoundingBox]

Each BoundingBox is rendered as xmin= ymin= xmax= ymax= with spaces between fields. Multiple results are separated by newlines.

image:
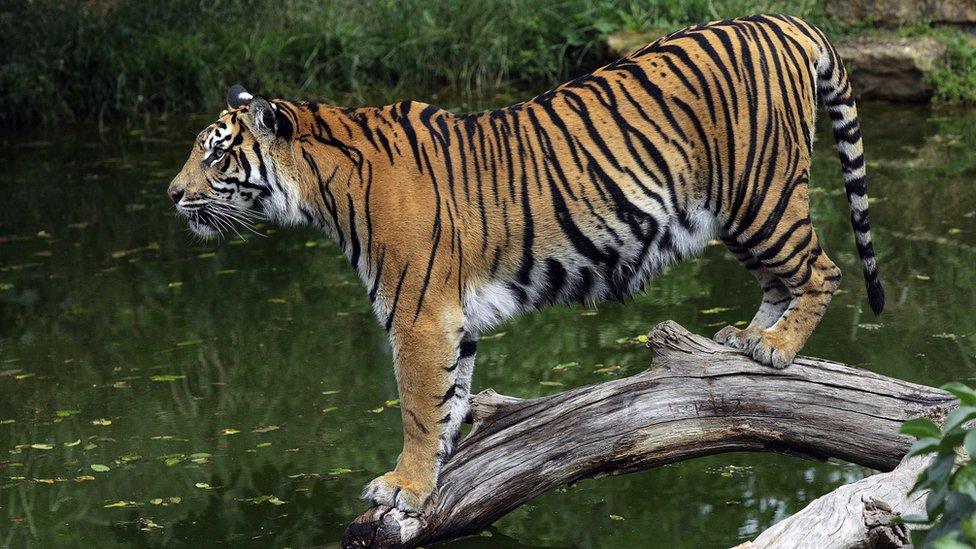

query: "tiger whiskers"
xmin=205 ymin=200 xmax=267 ymax=240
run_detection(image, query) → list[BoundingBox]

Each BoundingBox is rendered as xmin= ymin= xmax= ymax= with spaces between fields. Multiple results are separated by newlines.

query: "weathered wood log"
xmin=738 ymin=455 xmax=932 ymax=549
xmin=341 ymin=321 xmax=955 ymax=548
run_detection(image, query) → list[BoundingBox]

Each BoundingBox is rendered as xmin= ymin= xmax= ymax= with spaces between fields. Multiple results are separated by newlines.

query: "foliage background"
xmin=3 ymin=0 xmax=837 ymax=128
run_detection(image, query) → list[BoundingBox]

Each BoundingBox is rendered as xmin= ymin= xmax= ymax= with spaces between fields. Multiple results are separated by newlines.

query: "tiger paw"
xmin=713 ymin=325 xmax=743 ymax=346
xmin=750 ymin=330 xmax=797 ymax=369
xmin=714 ymin=325 xmax=764 ymax=353
xmin=361 ymin=470 xmax=434 ymax=513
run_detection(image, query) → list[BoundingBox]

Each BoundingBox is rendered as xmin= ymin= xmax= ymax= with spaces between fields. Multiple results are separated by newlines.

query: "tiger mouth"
xmin=186 ymin=213 xmax=219 ymax=238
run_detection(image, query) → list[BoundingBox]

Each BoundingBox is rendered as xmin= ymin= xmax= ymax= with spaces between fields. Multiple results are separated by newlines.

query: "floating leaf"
xmin=321 ymin=407 xmax=338 ymax=414
xmin=137 ymin=517 xmax=163 ymax=532
xmin=916 ymin=274 xmax=931 ymax=281
xmin=369 ymin=406 xmax=385 ymax=413
xmin=91 ymin=418 xmax=112 ymax=426
xmin=74 ymin=475 xmax=95 ymax=482
xmin=64 ymin=439 xmax=81 ymax=447
xmin=328 ymin=467 xmax=353 ymax=476
xmin=539 ymin=381 xmax=564 ymax=387
xmin=150 ymin=498 xmax=163 ymax=505
xmin=151 ymin=374 xmax=186 ymax=382
xmin=176 ymin=339 xmax=203 ymax=347
xmin=700 ymin=307 xmax=733 ymax=315
xmin=635 ymin=334 xmax=649 ymax=344
xmin=55 ymin=409 xmax=79 ymax=418
xmin=91 ymin=464 xmax=110 ymax=472
xmin=480 ymin=332 xmax=507 ymax=341
xmin=551 ymin=362 xmax=579 ymax=371
xmin=244 ymin=495 xmax=287 ymax=505
xmin=609 ymin=514 xmax=625 ymax=521
xmin=321 ymin=390 xmax=340 ymax=396
xmin=220 ymin=428 xmax=240 ymax=436
xmin=256 ymin=442 xmax=272 ymax=448
xmin=195 ymin=482 xmax=212 ymax=490
xmin=252 ymin=425 xmax=279 ymax=433
xmin=933 ymin=333 xmax=958 ymax=341
xmin=594 ymin=365 xmax=622 ymax=374
xmin=30 ymin=443 xmax=54 ymax=450
xmin=858 ymin=323 xmax=882 ymax=331
xmin=104 ymin=501 xmax=139 ymax=508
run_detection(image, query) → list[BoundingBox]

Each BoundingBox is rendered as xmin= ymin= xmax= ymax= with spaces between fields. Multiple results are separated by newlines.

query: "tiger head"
xmin=167 ymin=84 xmax=294 ymax=238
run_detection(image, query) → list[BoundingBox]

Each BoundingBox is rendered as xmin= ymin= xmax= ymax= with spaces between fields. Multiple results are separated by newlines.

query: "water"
xmin=2 ymin=103 xmax=975 ymax=548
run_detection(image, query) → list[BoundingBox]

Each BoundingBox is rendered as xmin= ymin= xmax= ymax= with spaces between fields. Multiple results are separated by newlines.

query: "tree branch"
xmin=342 ymin=321 xmax=955 ymax=548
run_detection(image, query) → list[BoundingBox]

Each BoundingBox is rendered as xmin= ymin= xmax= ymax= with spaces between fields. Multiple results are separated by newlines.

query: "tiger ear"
xmin=244 ymin=96 xmax=277 ymax=142
xmin=227 ymin=84 xmax=252 ymax=109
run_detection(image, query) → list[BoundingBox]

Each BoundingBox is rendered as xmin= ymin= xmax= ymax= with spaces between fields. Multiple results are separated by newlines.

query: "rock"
xmin=827 ymin=0 xmax=976 ymax=26
xmin=835 ymin=37 xmax=946 ymax=102
xmin=604 ymin=29 xmax=669 ymax=59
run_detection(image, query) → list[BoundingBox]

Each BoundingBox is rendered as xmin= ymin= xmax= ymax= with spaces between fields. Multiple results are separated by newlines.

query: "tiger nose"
xmin=168 ymin=189 xmax=185 ymax=204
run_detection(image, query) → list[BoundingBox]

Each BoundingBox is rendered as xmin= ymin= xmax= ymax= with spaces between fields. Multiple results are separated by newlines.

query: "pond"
xmin=2 ymin=101 xmax=975 ymax=548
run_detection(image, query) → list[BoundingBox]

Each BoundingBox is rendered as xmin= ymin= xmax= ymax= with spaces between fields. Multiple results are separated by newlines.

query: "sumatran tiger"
xmin=168 ymin=14 xmax=883 ymax=517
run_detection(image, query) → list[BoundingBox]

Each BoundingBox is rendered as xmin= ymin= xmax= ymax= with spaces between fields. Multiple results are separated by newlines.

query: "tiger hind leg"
xmin=720 ymin=188 xmax=842 ymax=369
xmin=714 ymin=235 xmax=792 ymax=346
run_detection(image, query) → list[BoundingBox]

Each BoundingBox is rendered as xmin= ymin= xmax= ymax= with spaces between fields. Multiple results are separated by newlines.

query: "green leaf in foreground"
xmin=900 ymin=417 xmax=941 ymax=439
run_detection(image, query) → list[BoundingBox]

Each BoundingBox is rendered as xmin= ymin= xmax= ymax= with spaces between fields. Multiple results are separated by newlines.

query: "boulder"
xmin=827 ymin=0 xmax=976 ymax=26
xmin=835 ymin=37 xmax=946 ymax=102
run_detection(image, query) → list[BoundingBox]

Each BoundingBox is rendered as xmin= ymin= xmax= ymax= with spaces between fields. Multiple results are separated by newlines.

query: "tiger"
xmin=167 ymin=14 xmax=883 ymax=517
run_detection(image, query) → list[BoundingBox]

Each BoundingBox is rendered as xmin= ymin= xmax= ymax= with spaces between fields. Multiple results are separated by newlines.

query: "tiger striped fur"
xmin=168 ymin=14 xmax=883 ymax=514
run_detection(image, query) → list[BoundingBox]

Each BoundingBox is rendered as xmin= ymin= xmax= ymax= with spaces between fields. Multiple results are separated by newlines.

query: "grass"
xmin=0 ymin=0 xmax=959 ymax=129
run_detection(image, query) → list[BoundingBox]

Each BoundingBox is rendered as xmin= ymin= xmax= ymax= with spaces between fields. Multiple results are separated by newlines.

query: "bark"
xmin=341 ymin=321 xmax=955 ymax=548
xmin=738 ymin=455 xmax=931 ymax=549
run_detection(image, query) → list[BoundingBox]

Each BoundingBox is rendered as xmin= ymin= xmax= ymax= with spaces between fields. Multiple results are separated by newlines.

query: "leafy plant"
xmin=901 ymin=382 xmax=976 ymax=547
xmin=929 ymin=32 xmax=976 ymax=106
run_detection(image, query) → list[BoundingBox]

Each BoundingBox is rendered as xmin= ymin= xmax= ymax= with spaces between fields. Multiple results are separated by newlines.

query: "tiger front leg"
xmin=362 ymin=318 xmax=475 ymax=513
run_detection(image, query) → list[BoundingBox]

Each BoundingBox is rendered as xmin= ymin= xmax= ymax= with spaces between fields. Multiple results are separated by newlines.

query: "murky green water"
xmin=2 ymin=102 xmax=975 ymax=548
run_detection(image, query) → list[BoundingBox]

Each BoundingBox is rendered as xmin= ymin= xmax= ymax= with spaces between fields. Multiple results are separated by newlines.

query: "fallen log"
xmin=342 ymin=321 xmax=955 ymax=548
xmin=738 ymin=455 xmax=931 ymax=548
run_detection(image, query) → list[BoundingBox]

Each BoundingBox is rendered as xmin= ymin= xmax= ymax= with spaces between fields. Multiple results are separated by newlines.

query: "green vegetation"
xmin=901 ymin=383 xmax=976 ymax=546
xmin=1 ymin=0 xmax=828 ymax=127
xmin=3 ymin=0 xmax=976 ymax=128
xmin=930 ymin=33 xmax=976 ymax=105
